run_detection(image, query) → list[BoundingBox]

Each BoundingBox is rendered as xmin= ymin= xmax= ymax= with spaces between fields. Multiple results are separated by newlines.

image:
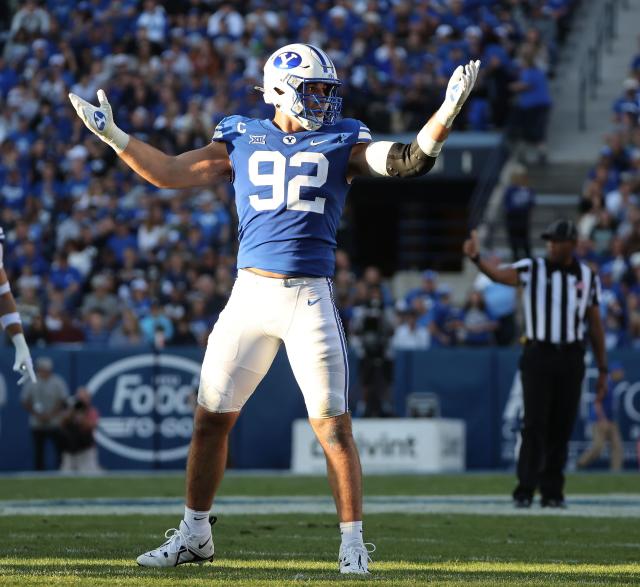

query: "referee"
xmin=463 ymin=219 xmax=608 ymax=507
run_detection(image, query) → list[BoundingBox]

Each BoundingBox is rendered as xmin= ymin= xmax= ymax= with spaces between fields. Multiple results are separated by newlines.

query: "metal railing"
xmin=578 ymin=0 xmax=628 ymax=130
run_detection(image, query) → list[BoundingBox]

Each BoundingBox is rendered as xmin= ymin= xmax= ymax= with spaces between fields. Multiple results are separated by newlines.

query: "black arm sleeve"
xmin=385 ymin=140 xmax=437 ymax=178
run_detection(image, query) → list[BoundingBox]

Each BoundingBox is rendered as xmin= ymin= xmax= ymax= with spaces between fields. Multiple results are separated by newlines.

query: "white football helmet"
xmin=262 ymin=43 xmax=342 ymax=131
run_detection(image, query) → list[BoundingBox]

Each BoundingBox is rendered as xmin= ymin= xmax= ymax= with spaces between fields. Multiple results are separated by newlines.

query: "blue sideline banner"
xmin=495 ymin=348 xmax=640 ymax=468
xmin=1 ymin=346 xmax=638 ymax=471
xmin=396 ymin=348 xmax=640 ymax=470
xmin=0 ymin=347 xmax=359 ymax=472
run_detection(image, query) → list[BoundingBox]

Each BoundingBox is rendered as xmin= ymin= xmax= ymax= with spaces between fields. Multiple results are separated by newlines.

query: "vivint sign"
xmin=87 ymin=354 xmax=200 ymax=462
xmin=292 ymin=419 xmax=465 ymax=473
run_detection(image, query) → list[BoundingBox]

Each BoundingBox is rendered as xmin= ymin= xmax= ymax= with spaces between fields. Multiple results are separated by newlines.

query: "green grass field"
xmin=1 ymin=473 xmax=639 ymax=586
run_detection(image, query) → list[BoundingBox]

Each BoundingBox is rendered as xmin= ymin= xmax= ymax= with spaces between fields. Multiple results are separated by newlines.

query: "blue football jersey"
xmin=212 ymin=116 xmax=372 ymax=276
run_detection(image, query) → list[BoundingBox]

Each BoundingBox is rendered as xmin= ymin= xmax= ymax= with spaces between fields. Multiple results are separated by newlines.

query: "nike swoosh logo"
xmin=198 ymin=537 xmax=211 ymax=549
xmin=193 ymin=516 xmax=208 ymax=521
xmin=308 ymin=298 xmax=321 ymax=306
xmin=310 ymin=139 xmax=329 ymax=146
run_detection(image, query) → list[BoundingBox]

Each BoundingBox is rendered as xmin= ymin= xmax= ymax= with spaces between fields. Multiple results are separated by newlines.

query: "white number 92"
xmin=248 ymin=151 xmax=329 ymax=214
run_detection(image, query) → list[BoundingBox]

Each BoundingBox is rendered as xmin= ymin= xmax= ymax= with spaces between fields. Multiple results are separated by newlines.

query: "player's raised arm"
xmin=0 ymin=236 xmax=36 ymax=385
xmin=348 ymin=61 xmax=480 ymax=180
xmin=68 ymin=90 xmax=231 ymax=189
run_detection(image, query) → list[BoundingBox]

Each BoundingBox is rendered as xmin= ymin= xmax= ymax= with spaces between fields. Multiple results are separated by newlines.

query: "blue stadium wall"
xmin=1 ymin=347 xmax=638 ymax=472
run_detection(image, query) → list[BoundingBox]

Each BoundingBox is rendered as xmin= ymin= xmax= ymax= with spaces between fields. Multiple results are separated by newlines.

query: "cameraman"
xmin=60 ymin=387 xmax=100 ymax=472
xmin=350 ymin=284 xmax=395 ymax=417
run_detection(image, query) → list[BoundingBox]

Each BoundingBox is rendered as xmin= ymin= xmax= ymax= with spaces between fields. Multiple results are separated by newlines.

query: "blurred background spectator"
xmin=20 ymin=356 xmax=69 ymax=470
xmin=576 ymin=361 xmax=624 ymax=471
xmin=503 ymin=166 xmax=536 ymax=260
xmin=59 ymin=386 xmax=101 ymax=473
xmin=350 ymin=284 xmax=395 ymax=418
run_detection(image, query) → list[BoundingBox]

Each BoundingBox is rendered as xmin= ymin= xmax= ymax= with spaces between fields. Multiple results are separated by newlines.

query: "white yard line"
xmin=1 ymin=494 xmax=639 ymax=518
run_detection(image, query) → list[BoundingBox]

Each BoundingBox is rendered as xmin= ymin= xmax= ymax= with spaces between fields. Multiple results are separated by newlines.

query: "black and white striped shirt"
xmin=511 ymin=257 xmax=601 ymax=343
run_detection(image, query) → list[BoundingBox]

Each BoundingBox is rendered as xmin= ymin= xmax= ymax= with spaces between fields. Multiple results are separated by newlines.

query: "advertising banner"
xmin=1 ymin=346 xmax=637 ymax=471
xmin=78 ymin=350 xmax=202 ymax=468
xmin=291 ymin=418 xmax=465 ymax=473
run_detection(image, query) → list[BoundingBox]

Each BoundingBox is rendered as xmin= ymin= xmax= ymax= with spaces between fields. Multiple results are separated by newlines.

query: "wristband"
xmin=1 ymin=312 xmax=21 ymax=328
xmin=11 ymin=331 xmax=28 ymax=349
xmin=107 ymin=126 xmax=130 ymax=154
xmin=0 ymin=281 xmax=10 ymax=295
xmin=416 ymin=126 xmax=444 ymax=158
xmin=434 ymin=106 xmax=457 ymax=129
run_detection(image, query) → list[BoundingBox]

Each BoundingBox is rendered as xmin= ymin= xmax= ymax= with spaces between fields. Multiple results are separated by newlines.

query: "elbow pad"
xmin=365 ymin=140 xmax=437 ymax=178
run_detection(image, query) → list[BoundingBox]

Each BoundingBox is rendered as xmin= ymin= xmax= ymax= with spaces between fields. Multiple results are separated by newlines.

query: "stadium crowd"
xmin=0 ymin=0 xmax=573 ymax=352
xmin=576 ymin=37 xmax=640 ymax=350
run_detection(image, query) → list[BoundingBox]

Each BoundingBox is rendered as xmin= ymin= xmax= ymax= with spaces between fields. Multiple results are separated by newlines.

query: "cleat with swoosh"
xmin=137 ymin=516 xmax=217 ymax=567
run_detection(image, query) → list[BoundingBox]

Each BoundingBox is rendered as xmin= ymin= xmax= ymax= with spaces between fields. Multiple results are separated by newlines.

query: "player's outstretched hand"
xmin=68 ymin=89 xmax=129 ymax=153
xmin=463 ymin=229 xmax=480 ymax=259
xmin=12 ymin=333 xmax=36 ymax=385
xmin=436 ymin=60 xmax=481 ymax=128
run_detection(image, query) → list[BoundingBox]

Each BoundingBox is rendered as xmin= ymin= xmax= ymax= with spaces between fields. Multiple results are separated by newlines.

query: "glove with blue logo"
xmin=68 ymin=89 xmax=130 ymax=153
xmin=435 ymin=60 xmax=481 ymax=128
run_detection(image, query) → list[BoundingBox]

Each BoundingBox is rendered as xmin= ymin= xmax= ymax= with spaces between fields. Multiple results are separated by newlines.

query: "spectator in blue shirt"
xmin=12 ymin=241 xmax=49 ymax=277
xmin=193 ymin=193 xmax=231 ymax=244
xmin=504 ymin=167 xmax=536 ymax=260
xmin=509 ymin=45 xmax=552 ymax=165
xmin=127 ymin=278 xmax=152 ymax=319
xmin=140 ymin=298 xmax=174 ymax=347
xmin=612 ymin=78 xmax=640 ymax=125
xmin=461 ymin=290 xmax=497 ymax=346
xmin=83 ymin=308 xmax=111 ymax=344
xmin=1 ymin=167 xmax=29 ymax=211
xmin=48 ymin=252 xmax=83 ymax=305
xmin=107 ymin=223 xmax=138 ymax=266
xmin=405 ymin=270 xmax=444 ymax=315
xmin=427 ymin=287 xmax=463 ymax=347
xmin=472 ymin=254 xmax=518 ymax=346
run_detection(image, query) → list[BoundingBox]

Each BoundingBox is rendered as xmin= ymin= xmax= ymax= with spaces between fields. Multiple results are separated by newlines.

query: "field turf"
xmin=0 ymin=473 xmax=638 ymax=586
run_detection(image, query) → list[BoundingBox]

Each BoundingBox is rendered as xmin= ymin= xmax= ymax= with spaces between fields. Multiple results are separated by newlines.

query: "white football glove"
xmin=435 ymin=60 xmax=481 ymax=128
xmin=12 ymin=333 xmax=36 ymax=385
xmin=68 ymin=89 xmax=130 ymax=153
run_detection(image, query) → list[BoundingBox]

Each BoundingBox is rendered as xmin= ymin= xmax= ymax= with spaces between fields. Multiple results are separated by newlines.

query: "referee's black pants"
xmin=513 ymin=342 xmax=585 ymax=502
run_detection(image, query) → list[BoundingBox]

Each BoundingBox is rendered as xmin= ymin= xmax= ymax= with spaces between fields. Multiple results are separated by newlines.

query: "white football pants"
xmin=197 ymin=269 xmax=349 ymax=418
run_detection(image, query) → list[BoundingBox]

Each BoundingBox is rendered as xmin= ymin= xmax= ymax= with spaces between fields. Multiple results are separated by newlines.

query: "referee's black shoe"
xmin=513 ymin=496 xmax=532 ymax=508
xmin=541 ymin=498 xmax=567 ymax=509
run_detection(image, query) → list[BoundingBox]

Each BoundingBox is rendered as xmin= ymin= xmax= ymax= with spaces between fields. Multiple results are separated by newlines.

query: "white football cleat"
xmin=339 ymin=541 xmax=375 ymax=574
xmin=136 ymin=517 xmax=216 ymax=567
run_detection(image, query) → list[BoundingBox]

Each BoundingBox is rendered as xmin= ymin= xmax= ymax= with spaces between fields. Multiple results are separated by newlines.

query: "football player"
xmin=0 ymin=226 xmax=37 ymax=385
xmin=69 ymin=44 xmax=479 ymax=574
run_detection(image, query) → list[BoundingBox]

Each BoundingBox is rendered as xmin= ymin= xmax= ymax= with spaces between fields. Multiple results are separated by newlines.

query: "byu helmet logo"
xmin=93 ymin=111 xmax=106 ymax=131
xmin=274 ymin=51 xmax=302 ymax=69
